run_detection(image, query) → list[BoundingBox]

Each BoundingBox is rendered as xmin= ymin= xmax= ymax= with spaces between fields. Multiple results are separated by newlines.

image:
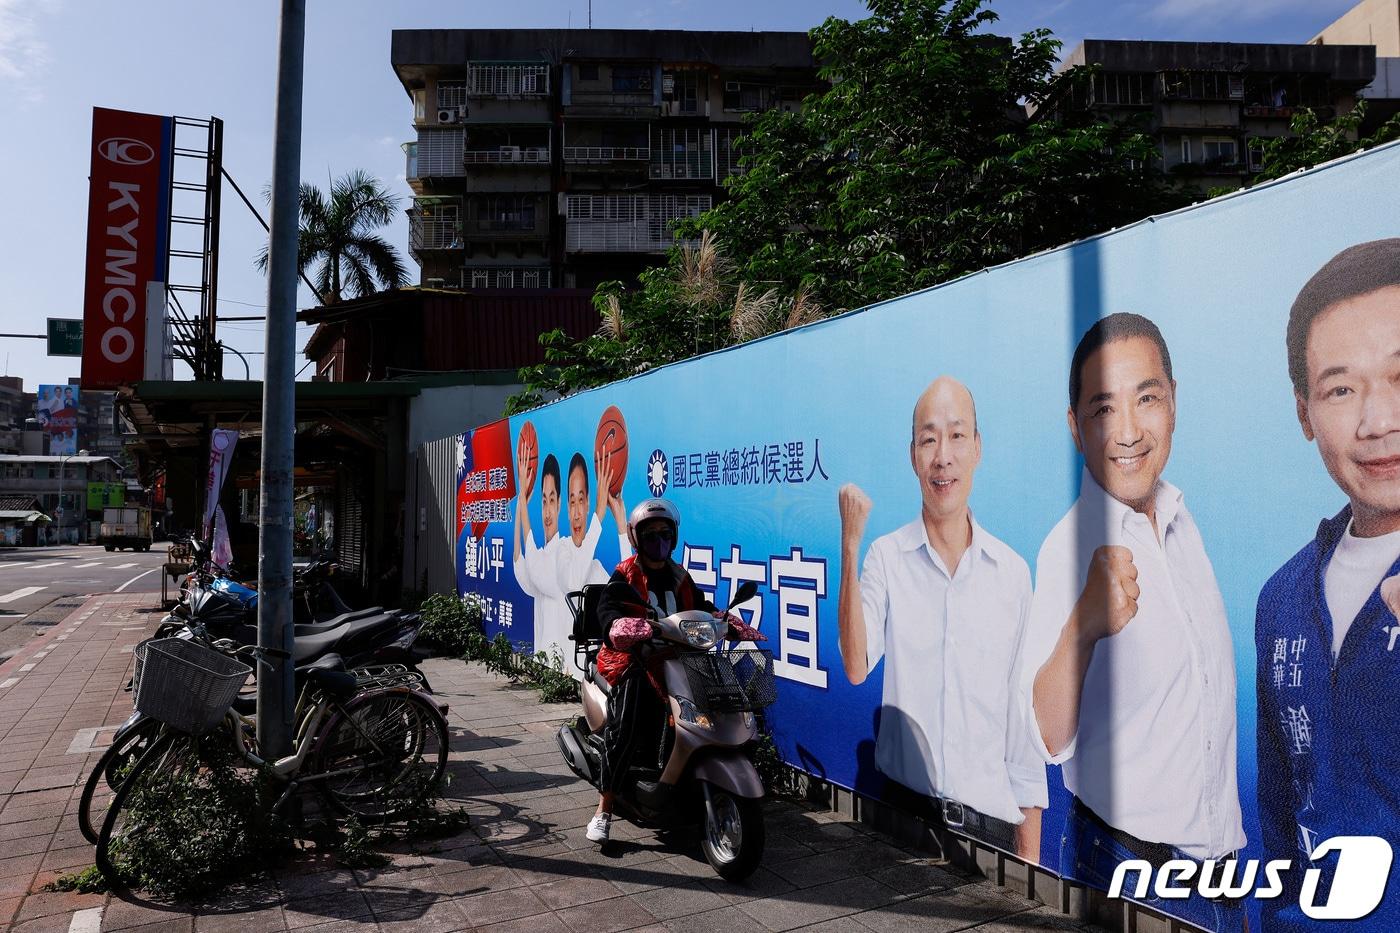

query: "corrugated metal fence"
xmin=405 ymin=434 xmax=458 ymax=598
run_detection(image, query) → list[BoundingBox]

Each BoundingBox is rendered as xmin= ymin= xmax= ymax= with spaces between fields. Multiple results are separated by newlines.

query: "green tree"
xmin=692 ymin=0 xmax=1178 ymax=313
xmin=1254 ymin=100 xmax=1400 ymax=183
xmin=257 ymin=169 xmax=409 ymax=304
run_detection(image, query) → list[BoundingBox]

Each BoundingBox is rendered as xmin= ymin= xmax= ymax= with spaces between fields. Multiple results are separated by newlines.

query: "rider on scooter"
xmin=586 ymin=498 xmax=764 ymax=844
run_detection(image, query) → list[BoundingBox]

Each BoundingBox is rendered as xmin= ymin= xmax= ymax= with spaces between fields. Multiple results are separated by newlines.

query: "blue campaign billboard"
xmin=455 ymin=141 xmax=1400 ymax=930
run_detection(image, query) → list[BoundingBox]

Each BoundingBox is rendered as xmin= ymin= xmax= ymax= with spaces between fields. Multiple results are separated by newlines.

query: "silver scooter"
xmin=556 ymin=581 xmax=773 ymax=880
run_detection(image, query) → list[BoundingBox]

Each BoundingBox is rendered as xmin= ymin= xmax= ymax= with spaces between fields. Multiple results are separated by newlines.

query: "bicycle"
xmin=94 ymin=637 xmax=448 ymax=887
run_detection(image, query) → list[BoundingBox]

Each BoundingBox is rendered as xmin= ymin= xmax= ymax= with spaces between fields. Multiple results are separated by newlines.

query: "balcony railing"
xmin=468 ymin=63 xmax=549 ymax=98
xmin=565 ymin=195 xmax=711 ymax=253
xmin=562 ymin=146 xmax=650 ymax=163
xmin=463 ymin=146 xmax=551 ymax=164
xmin=410 ymin=217 xmax=462 ymax=253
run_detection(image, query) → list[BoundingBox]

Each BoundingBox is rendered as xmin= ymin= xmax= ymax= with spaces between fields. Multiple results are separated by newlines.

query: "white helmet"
xmin=627 ymin=497 xmax=680 ymax=552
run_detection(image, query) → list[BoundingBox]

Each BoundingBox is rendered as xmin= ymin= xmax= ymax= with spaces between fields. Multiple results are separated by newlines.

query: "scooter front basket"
xmin=681 ymin=649 xmax=776 ymax=713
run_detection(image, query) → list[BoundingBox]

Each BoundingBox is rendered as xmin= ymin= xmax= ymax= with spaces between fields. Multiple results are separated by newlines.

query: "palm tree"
xmin=257 ymin=169 xmax=409 ymax=304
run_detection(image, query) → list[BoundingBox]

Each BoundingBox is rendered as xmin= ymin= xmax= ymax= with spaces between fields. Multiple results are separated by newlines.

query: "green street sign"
xmin=47 ymin=318 xmax=82 ymax=356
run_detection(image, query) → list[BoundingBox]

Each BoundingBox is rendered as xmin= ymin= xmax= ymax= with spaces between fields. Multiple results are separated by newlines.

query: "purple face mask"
xmin=638 ymin=530 xmax=674 ymax=561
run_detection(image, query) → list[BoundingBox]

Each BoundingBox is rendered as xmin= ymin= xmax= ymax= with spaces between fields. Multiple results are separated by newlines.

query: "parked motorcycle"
xmin=556 ymin=581 xmax=774 ymax=880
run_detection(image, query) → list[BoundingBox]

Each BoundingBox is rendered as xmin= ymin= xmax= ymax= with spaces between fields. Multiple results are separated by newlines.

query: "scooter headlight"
xmin=680 ymin=618 xmax=722 ymax=649
xmin=677 ymin=696 xmax=714 ymax=730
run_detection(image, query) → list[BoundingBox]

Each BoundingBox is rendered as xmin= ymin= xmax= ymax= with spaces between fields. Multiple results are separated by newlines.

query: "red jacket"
xmin=595 ymin=556 xmax=706 ymax=687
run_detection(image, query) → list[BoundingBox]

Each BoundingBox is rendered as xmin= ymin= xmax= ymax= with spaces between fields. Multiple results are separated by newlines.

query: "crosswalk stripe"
xmin=73 ymin=562 xmax=104 ymax=568
xmin=15 ymin=561 xmax=60 ymax=569
xmin=111 ymin=562 xmax=139 ymax=569
xmin=0 ymin=561 xmax=33 ymax=570
xmin=0 ymin=586 xmax=45 ymax=604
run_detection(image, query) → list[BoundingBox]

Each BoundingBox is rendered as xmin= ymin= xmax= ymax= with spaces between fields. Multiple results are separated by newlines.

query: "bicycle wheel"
xmin=79 ymin=717 xmax=164 ymax=844
xmin=95 ymin=730 xmax=201 ymax=886
xmin=308 ymin=689 xmax=447 ymax=821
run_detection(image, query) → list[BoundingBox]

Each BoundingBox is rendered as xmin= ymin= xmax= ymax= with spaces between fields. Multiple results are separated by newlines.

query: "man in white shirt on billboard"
xmin=513 ymin=451 xmax=571 ymax=657
xmin=1025 ymin=312 xmax=1245 ymax=932
xmin=837 ymin=376 xmax=1046 ymax=861
xmin=554 ymin=450 xmax=631 ymax=602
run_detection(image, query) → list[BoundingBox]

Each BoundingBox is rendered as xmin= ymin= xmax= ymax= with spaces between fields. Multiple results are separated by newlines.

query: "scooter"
xmin=556 ymin=581 xmax=774 ymax=880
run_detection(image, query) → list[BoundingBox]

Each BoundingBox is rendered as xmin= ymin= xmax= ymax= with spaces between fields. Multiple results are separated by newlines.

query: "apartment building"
xmin=391 ymin=29 xmax=820 ymax=291
xmin=1312 ymin=0 xmax=1400 ymax=130
xmin=1060 ymin=40 xmax=1376 ymax=190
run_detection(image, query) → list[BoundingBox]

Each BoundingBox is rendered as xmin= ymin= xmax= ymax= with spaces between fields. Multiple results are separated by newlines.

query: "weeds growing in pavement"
xmin=44 ymin=866 xmax=108 ymax=894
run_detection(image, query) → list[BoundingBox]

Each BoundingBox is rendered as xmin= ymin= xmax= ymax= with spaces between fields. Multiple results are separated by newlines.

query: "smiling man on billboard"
xmin=837 ymin=376 xmax=1046 ymax=860
xmin=1256 ymin=238 xmax=1400 ymax=931
xmin=1025 ymin=312 xmax=1245 ymax=932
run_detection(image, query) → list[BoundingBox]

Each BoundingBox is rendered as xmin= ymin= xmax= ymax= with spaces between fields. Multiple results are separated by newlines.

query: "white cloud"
xmin=0 ymin=0 xmax=54 ymax=94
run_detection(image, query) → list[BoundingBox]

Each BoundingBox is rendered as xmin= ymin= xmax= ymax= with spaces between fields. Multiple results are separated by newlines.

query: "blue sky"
xmin=0 ymin=0 xmax=1361 ymax=393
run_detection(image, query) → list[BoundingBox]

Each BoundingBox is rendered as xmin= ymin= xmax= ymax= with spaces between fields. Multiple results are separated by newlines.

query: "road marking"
xmin=69 ymin=907 xmax=103 ymax=933
xmin=115 ymin=567 xmax=159 ymax=592
xmin=73 ymin=562 xmax=104 ymax=568
xmin=0 ymin=586 xmax=45 ymax=603
xmin=112 ymin=562 xmax=139 ymax=569
xmin=33 ymin=650 xmax=48 ymax=658
xmin=18 ymin=663 xmax=35 ymax=672
xmin=0 ymin=561 xmax=32 ymax=570
xmin=0 ymin=678 xmax=17 ymax=689
xmin=19 ymin=561 xmax=62 ymax=569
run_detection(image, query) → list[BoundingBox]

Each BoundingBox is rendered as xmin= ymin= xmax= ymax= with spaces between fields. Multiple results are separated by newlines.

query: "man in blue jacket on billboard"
xmin=1256 ymin=238 xmax=1400 ymax=931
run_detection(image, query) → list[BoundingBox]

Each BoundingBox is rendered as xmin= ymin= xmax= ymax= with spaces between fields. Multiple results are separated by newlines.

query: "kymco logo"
xmin=97 ymin=137 xmax=154 ymax=166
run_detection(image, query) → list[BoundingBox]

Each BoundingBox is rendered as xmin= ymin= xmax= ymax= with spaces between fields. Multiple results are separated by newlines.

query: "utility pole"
xmin=257 ymin=0 xmax=306 ymax=758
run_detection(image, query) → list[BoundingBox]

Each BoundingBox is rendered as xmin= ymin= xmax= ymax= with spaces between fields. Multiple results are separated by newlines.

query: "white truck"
xmin=100 ymin=506 xmax=152 ymax=552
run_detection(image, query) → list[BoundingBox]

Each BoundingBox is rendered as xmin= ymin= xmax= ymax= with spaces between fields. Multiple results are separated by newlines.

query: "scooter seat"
xmin=290 ymin=611 xmax=402 ymax=663
xmin=293 ymin=606 xmax=386 ymax=633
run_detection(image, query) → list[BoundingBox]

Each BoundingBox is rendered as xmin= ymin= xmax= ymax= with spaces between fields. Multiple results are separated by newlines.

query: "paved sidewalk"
xmin=0 ymin=596 xmax=1102 ymax=933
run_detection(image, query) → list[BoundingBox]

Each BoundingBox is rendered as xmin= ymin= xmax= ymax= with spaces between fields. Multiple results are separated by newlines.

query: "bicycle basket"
xmin=132 ymin=637 xmax=251 ymax=734
xmin=680 ymin=649 xmax=776 ymax=714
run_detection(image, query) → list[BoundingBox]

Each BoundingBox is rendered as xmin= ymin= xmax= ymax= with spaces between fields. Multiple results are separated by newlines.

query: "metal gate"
xmin=404 ymin=434 xmax=459 ymax=598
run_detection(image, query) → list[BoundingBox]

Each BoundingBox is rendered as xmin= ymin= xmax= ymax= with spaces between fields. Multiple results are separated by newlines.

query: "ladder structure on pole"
xmin=164 ymin=116 xmax=224 ymax=381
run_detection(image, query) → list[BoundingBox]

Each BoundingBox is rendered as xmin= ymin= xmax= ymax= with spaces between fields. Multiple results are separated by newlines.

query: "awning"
xmin=0 ymin=511 xmax=52 ymax=523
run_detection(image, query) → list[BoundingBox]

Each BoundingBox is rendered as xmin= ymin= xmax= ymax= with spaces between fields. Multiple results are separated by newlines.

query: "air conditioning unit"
xmin=501 ymin=145 xmax=522 ymax=161
xmin=426 ymin=277 xmax=446 ymax=288
xmin=673 ymin=165 xmax=689 ymax=178
xmin=656 ymin=165 xmax=672 ymax=178
xmin=527 ymin=147 xmax=548 ymax=161
xmin=437 ymin=109 xmax=458 ymax=124
xmin=725 ymin=81 xmax=742 ymax=92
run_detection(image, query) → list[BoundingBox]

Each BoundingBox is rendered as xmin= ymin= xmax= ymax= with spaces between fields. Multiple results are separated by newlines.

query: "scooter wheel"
xmin=700 ymin=782 xmax=764 ymax=881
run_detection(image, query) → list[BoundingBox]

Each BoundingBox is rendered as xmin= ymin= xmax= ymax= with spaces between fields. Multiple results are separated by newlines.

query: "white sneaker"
xmin=586 ymin=813 xmax=612 ymax=843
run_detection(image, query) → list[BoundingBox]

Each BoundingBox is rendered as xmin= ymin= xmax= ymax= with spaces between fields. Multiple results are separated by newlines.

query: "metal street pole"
xmin=257 ymin=0 xmax=306 ymax=758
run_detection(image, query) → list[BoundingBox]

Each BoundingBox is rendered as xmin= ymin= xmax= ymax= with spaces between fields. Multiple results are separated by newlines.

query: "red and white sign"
xmin=80 ymin=107 xmax=172 ymax=389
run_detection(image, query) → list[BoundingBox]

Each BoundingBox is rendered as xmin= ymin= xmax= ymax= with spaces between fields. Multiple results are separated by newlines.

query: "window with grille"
xmin=716 ymin=128 xmax=747 ymax=178
xmin=1160 ymin=71 xmax=1244 ymax=101
xmin=664 ymin=69 xmax=703 ymax=113
xmin=1091 ymin=73 xmax=1152 ymax=106
xmin=467 ymin=63 xmax=549 ymax=96
xmin=437 ymin=81 xmax=467 ymax=111
xmin=416 ymin=128 xmax=464 ymax=176
xmin=1202 ymin=137 xmax=1238 ymax=164
xmin=612 ymin=64 xmax=653 ymax=93
xmin=650 ymin=127 xmax=713 ymax=179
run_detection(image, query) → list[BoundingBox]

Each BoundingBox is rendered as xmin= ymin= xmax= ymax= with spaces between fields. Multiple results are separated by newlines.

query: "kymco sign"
xmin=80 ymin=107 xmax=172 ymax=388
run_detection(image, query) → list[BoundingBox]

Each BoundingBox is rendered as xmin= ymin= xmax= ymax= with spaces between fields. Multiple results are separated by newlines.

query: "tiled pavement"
xmin=0 ymin=595 xmax=1105 ymax=933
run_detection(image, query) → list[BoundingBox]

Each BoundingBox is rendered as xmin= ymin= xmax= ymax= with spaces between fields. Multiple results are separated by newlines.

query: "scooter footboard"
xmin=692 ymin=754 xmax=763 ymax=799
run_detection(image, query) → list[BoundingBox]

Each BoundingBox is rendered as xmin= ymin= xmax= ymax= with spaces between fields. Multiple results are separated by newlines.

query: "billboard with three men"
xmin=453 ymin=140 xmax=1400 ymax=930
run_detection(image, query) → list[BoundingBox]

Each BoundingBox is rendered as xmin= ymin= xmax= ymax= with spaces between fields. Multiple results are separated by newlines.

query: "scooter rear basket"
xmin=681 ymin=649 xmax=776 ymax=714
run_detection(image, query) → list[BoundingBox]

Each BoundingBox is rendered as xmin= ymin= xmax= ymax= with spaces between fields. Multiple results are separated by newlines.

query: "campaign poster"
xmin=37 ymin=384 xmax=79 ymax=455
xmin=452 ymin=141 xmax=1400 ymax=930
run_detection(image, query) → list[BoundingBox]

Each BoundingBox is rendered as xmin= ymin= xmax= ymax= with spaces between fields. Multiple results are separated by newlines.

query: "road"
xmin=0 ymin=543 xmax=170 ymax=662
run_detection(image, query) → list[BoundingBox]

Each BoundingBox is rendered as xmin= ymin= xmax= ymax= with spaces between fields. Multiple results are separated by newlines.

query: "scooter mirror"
xmin=730 ymin=580 xmax=759 ymax=609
